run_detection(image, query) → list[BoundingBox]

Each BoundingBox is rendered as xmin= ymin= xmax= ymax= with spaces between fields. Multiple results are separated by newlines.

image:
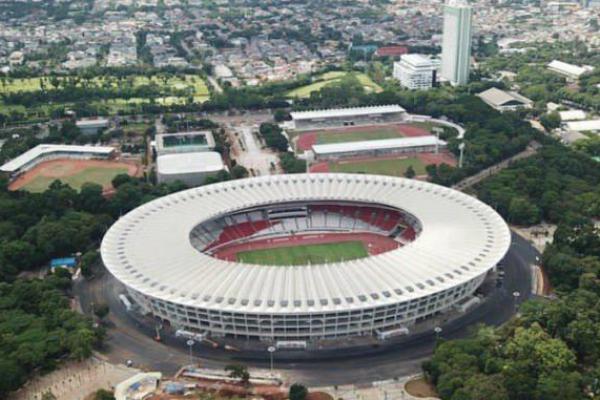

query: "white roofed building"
xmin=156 ymin=151 xmax=226 ymax=187
xmin=312 ymin=136 xmax=446 ymax=160
xmin=290 ymin=105 xmax=407 ymax=131
xmin=477 ymin=87 xmax=533 ymax=112
xmin=564 ymin=119 xmax=600 ymax=133
xmin=0 ymin=144 xmax=115 ymax=176
xmin=547 ymin=60 xmax=594 ymax=80
xmin=559 ymin=110 xmax=587 ymax=121
xmin=393 ymin=54 xmax=440 ymax=90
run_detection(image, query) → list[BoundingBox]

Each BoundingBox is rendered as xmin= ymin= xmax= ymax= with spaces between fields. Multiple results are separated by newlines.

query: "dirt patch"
xmin=405 ymin=377 xmax=438 ymax=398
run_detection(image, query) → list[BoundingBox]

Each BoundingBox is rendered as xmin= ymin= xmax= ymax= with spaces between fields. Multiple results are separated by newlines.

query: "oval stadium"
xmin=100 ymin=173 xmax=511 ymax=347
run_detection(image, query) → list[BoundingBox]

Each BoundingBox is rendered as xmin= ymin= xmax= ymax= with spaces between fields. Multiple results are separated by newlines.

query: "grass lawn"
xmin=236 ymin=241 xmax=368 ymax=266
xmin=22 ymin=166 xmax=129 ymax=193
xmin=329 ymin=157 xmax=426 ymax=177
xmin=316 ymin=127 xmax=404 ymax=144
xmin=286 ymin=72 xmax=382 ymax=98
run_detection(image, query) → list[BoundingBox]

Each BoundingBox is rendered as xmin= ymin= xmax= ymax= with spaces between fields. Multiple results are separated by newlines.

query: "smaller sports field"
xmin=295 ymin=124 xmax=431 ymax=152
xmin=236 ymin=241 xmax=368 ymax=266
xmin=8 ymin=158 xmax=141 ymax=193
xmin=328 ymin=157 xmax=426 ymax=177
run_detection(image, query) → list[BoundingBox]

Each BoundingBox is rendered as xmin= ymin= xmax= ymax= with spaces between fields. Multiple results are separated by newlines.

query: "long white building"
xmin=290 ymin=105 xmax=407 ymax=131
xmin=441 ymin=0 xmax=473 ymax=86
xmin=393 ymin=54 xmax=440 ymax=90
xmin=101 ymin=174 xmax=510 ymax=346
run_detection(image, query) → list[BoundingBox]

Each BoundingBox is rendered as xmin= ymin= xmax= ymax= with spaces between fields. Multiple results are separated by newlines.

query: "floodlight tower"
xmin=458 ymin=142 xmax=465 ymax=168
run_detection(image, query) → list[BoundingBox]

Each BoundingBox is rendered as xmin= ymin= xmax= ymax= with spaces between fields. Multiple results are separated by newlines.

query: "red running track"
xmin=211 ymin=232 xmax=401 ymax=262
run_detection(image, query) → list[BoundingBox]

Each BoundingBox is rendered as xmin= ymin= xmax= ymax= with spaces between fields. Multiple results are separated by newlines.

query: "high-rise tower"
xmin=441 ymin=0 xmax=473 ymax=86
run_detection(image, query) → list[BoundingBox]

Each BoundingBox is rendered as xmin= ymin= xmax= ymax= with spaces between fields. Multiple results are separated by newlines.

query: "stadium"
xmin=101 ymin=174 xmax=510 ymax=347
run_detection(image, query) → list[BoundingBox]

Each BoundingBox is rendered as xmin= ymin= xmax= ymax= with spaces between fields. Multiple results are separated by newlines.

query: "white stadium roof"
xmin=312 ymin=136 xmax=446 ymax=155
xmin=156 ymin=151 xmax=225 ymax=175
xmin=0 ymin=144 xmax=115 ymax=173
xmin=101 ymin=174 xmax=510 ymax=314
xmin=290 ymin=105 xmax=406 ymax=121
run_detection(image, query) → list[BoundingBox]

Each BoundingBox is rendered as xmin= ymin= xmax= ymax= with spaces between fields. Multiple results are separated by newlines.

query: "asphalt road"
xmin=75 ymin=231 xmax=536 ymax=386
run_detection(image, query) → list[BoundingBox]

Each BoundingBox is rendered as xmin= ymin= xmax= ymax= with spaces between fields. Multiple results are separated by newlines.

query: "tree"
xmin=289 ymin=383 xmax=309 ymax=400
xmin=94 ymin=303 xmax=110 ymax=320
xmin=224 ymin=364 xmax=250 ymax=385
xmin=41 ymin=391 xmax=57 ymax=400
xmin=94 ymin=389 xmax=116 ymax=400
xmin=230 ymin=164 xmax=249 ymax=179
xmin=404 ymin=165 xmax=416 ymax=179
xmin=540 ymin=112 xmax=561 ymax=131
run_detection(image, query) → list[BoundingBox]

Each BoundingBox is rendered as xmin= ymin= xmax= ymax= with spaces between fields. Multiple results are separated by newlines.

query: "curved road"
xmin=76 ymin=231 xmax=536 ymax=386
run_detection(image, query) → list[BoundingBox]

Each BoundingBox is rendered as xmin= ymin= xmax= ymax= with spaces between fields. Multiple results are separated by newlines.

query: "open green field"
xmin=0 ymin=75 xmax=209 ymax=96
xmin=316 ymin=127 xmax=404 ymax=144
xmin=287 ymin=72 xmax=382 ymax=98
xmin=329 ymin=157 xmax=426 ymax=177
xmin=236 ymin=241 xmax=368 ymax=266
xmin=21 ymin=166 xmax=129 ymax=193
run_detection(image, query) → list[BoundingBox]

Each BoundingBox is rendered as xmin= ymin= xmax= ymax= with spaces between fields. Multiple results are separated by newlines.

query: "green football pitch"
xmin=329 ymin=157 xmax=426 ymax=177
xmin=236 ymin=241 xmax=368 ymax=266
xmin=316 ymin=127 xmax=405 ymax=144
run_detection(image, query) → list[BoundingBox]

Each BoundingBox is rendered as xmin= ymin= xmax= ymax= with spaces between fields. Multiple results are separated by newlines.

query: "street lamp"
xmin=267 ymin=345 xmax=276 ymax=375
xmin=434 ymin=326 xmax=442 ymax=340
xmin=512 ymin=291 xmax=521 ymax=314
xmin=186 ymin=339 xmax=195 ymax=366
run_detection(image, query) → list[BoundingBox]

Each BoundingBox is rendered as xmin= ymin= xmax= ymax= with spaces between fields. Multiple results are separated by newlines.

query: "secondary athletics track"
xmin=295 ymin=123 xmax=430 ymax=152
xmin=8 ymin=158 xmax=142 ymax=193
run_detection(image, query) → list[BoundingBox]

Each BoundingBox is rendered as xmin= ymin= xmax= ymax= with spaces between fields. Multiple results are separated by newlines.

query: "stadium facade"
xmin=101 ymin=174 xmax=510 ymax=347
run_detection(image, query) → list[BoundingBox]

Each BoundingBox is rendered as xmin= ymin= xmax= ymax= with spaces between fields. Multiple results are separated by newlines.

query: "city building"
xmin=76 ymin=118 xmax=110 ymax=135
xmin=441 ymin=0 xmax=473 ymax=86
xmin=101 ymin=174 xmax=510 ymax=347
xmin=477 ymin=87 xmax=533 ymax=112
xmin=393 ymin=54 xmax=440 ymax=90
xmin=155 ymin=131 xmax=216 ymax=156
xmin=290 ymin=105 xmax=407 ymax=131
xmin=156 ymin=151 xmax=226 ymax=187
xmin=311 ymin=136 xmax=446 ymax=160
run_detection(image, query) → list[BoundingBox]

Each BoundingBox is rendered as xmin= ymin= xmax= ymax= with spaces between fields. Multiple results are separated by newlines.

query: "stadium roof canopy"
xmin=0 ymin=144 xmax=115 ymax=173
xmin=156 ymin=151 xmax=224 ymax=175
xmin=311 ymin=136 xmax=446 ymax=156
xmin=101 ymin=174 xmax=510 ymax=314
xmin=290 ymin=105 xmax=406 ymax=121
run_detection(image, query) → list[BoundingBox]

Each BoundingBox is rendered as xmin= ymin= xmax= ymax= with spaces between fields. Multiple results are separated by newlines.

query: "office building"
xmin=393 ymin=54 xmax=440 ymax=90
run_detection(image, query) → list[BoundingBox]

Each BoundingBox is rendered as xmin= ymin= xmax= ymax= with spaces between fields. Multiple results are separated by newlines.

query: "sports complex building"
xmin=101 ymin=174 xmax=510 ymax=347
xmin=311 ymin=136 xmax=447 ymax=161
xmin=290 ymin=105 xmax=407 ymax=131
xmin=0 ymin=144 xmax=115 ymax=178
